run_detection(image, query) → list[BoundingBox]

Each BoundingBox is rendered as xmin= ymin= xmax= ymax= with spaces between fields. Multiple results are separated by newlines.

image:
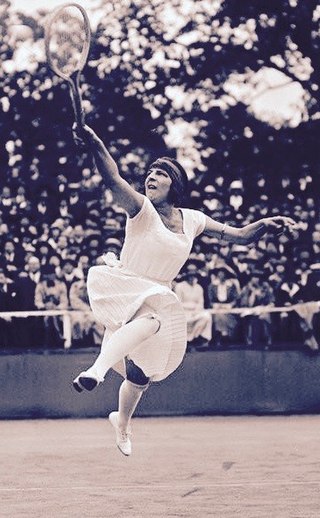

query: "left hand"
xmin=264 ymin=216 xmax=297 ymax=236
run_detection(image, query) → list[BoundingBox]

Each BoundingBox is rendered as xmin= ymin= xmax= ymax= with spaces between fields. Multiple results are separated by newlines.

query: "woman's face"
xmin=145 ymin=168 xmax=172 ymax=205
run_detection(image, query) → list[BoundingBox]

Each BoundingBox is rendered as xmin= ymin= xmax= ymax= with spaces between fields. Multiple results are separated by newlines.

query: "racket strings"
xmin=47 ymin=6 xmax=87 ymax=77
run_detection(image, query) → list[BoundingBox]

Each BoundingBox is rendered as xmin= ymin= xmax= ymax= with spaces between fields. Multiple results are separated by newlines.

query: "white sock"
xmin=88 ymin=317 xmax=160 ymax=381
xmin=118 ymin=379 xmax=146 ymax=430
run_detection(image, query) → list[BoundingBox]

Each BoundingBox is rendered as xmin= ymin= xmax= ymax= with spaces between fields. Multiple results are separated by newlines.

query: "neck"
xmin=154 ymin=201 xmax=175 ymax=217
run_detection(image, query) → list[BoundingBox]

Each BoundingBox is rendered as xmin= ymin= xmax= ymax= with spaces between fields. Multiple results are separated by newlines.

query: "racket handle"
xmin=68 ymin=73 xmax=85 ymax=129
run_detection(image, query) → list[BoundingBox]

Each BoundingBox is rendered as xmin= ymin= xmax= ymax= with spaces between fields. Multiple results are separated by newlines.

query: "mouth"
xmin=146 ymin=184 xmax=157 ymax=190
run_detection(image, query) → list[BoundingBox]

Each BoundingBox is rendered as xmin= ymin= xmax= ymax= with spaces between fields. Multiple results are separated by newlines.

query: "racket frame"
xmin=45 ymin=2 xmax=91 ymax=129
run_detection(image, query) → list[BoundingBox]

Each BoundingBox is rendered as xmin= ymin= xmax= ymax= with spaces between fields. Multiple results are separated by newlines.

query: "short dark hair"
xmin=148 ymin=157 xmax=189 ymax=206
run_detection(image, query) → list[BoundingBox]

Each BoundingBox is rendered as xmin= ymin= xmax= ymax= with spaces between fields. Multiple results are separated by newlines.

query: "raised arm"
xmin=73 ymin=124 xmax=144 ymax=217
xmin=203 ymin=214 xmax=296 ymax=245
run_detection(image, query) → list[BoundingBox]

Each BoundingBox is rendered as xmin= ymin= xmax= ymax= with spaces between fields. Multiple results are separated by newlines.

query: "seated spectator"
xmin=33 ymin=189 xmax=57 ymax=229
xmin=0 ymin=214 xmax=9 ymax=236
xmin=202 ymin=184 xmax=223 ymax=215
xmin=67 ymin=183 xmax=87 ymax=223
xmin=57 ymin=199 xmax=71 ymax=220
xmin=34 ymin=264 xmax=68 ymax=348
xmin=0 ymin=267 xmax=18 ymax=348
xmin=59 ymin=258 xmax=82 ymax=302
xmin=85 ymin=234 xmax=103 ymax=264
xmin=15 ymin=255 xmax=44 ymax=348
xmin=102 ymin=208 xmax=121 ymax=236
xmin=239 ymin=271 xmax=275 ymax=349
xmin=57 ymin=175 xmax=68 ymax=196
xmin=1 ymin=239 xmax=24 ymax=279
xmin=274 ymin=271 xmax=301 ymax=345
xmin=69 ymin=224 xmax=85 ymax=248
xmin=0 ymin=186 xmax=14 ymax=221
xmin=296 ymin=264 xmax=320 ymax=351
xmin=36 ymin=241 xmax=52 ymax=268
xmin=77 ymin=254 xmax=90 ymax=275
xmin=48 ymin=255 xmax=62 ymax=278
xmin=69 ymin=274 xmax=104 ymax=347
xmin=80 ymin=167 xmax=102 ymax=201
xmin=230 ymin=245 xmax=254 ymax=286
xmin=174 ymin=264 xmax=212 ymax=351
xmin=55 ymin=235 xmax=70 ymax=261
xmin=104 ymin=237 xmax=123 ymax=257
xmin=228 ymin=179 xmax=244 ymax=212
xmin=47 ymin=224 xmax=62 ymax=252
xmin=208 ymin=263 xmax=240 ymax=347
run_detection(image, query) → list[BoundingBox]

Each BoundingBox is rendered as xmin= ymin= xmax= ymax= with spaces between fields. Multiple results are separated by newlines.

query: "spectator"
xmin=0 ymin=267 xmax=17 ymax=348
xmin=15 ymin=255 xmax=44 ymax=348
xmin=228 ymin=180 xmax=244 ymax=212
xmin=2 ymin=239 xmax=24 ymax=279
xmin=55 ymin=235 xmax=70 ymax=261
xmin=67 ymin=183 xmax=87 ymax=223
xmin=297 ymin=264 xmax=320 ymax=351
xmin=208 ymin=264 xmax=240 ymax=347
xmin=69 ymin=274 xmax=104 ymax=348
xmin=59 ymin=258 xmax=82 ymax=302
xmin=34 ymin=264 xmax=68 ymax=348
xmin=239 ymin=270 xmax=274 ymax=349
xmin=274 ymin=271 xmax=301 ymax=345
xmin=202 ymin=184 xmax=223 ymax=216
xmin=174 ymin=264 xmax=212 ymax=351
xmin=47 ymin=225 xmax=62 ymax=252
xmin=0 ymin=186 xmax=14 ymax=221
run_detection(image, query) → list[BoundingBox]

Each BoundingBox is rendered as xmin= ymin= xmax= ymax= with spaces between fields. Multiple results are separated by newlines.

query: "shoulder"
xmin=181 ymin=207 xmax=206 ymax=237
xmin=127 ymin=195 xmax=156 ymax=223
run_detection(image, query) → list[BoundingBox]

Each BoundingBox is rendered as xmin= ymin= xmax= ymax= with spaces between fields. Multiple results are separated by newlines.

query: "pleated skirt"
xmin=87 ymin=265 xmax=187 ymax=382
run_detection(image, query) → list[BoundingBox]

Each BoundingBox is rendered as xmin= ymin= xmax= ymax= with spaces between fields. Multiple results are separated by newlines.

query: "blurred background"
xmin=0 ymin=0 xmax=319 ymax=355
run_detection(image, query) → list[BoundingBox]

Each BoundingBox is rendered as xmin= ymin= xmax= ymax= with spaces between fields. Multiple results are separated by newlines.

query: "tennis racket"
xmin=45 ymin=2 xmax=91 ymax=130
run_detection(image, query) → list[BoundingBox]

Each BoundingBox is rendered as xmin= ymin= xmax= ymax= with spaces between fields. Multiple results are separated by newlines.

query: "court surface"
xmin=1 ymin=415 xmax=320 ymax=517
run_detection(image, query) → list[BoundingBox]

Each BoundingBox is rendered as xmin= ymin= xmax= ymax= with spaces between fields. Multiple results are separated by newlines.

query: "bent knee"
xmin=125 ymin=358 xmax=151 ymax=388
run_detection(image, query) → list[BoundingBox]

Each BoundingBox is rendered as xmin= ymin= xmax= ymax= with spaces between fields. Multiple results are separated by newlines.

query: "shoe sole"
xmin=73 ymin=376 xmax=98 ymax=393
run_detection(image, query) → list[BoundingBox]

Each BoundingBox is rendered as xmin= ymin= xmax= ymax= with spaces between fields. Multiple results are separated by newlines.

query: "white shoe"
xmin=109 ymin=411 xmax=132 ymax=457
xmin=73 ymin=369 xmax=103 ymax=393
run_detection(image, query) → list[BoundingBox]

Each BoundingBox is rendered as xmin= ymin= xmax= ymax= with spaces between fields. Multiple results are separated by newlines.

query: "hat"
xmin=42 ymin=264 xmax=56 ymax=276
xmin=61 ymin=257 xmax=77 ymax=267
xmin=210 ymin=262 xmax=236 ymax=278
xmin=230 ymin=180 xmax=243 ymax=190
xmin=232 ymin=244 xmax=248 ymax=254
xmin=181 ymin=263 xmax=200 ymax=280
xmin=204 ymin=184 xmax=216 ymax=194
xmin=105 ymin=237 xmax=122 ymax=249
xmin=69 ymin=183 xmax=80 ymax=190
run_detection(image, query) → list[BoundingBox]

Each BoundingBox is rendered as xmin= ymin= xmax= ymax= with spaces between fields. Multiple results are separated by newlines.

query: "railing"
xmin=0 ymin=301 xmax=319 ymax=349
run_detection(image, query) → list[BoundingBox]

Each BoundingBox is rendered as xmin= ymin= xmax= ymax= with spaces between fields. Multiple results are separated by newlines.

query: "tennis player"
xmin=72 ymin=124 xmax=296 ymax=456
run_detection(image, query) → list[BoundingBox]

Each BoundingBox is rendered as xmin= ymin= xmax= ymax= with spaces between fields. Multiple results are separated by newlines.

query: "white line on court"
xmin=1 ymin=481 xmax=320 ymax=492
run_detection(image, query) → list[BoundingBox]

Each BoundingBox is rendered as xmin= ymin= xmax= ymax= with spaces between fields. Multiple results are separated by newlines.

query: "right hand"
xmin=72 ymin=123 xmax=98 ymax=148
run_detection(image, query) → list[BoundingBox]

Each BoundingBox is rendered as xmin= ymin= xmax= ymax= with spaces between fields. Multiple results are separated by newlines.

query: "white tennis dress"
xmin=87 ymin=196 xmax=206 ymax=382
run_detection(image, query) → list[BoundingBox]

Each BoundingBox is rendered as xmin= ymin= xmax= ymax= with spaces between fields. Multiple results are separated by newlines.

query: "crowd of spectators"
xmin=0 ymin=158 xmax=319 ymax=352
xmin=0 ymin=1 xmax=319 ymax=351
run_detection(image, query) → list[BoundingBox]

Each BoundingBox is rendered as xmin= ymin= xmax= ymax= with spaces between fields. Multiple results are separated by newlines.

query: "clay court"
xmin=1 ymin=415 xmax=319 ymax=517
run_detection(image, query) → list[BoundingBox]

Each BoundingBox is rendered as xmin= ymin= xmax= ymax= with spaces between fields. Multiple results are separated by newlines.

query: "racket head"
xmin=45 ymin=2 xmax=91 ymax=81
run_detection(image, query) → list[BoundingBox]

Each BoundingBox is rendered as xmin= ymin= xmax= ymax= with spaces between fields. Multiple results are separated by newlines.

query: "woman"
xmin=208 ymin=264 xmax=241 ymax=346
xmin=72 ymin=125 xmax=295 ymax=456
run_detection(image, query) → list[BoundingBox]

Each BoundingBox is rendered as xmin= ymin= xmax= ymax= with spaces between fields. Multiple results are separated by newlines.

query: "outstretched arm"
xmin=73 ymin=124 xmax=144 ymax=217
xmin=203 ymin=215 xmax=296 ymax=245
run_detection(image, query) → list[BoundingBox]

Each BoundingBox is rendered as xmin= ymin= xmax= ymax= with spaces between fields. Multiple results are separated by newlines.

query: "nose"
xmin=146 ymin=172 xmax=156 ymax=184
